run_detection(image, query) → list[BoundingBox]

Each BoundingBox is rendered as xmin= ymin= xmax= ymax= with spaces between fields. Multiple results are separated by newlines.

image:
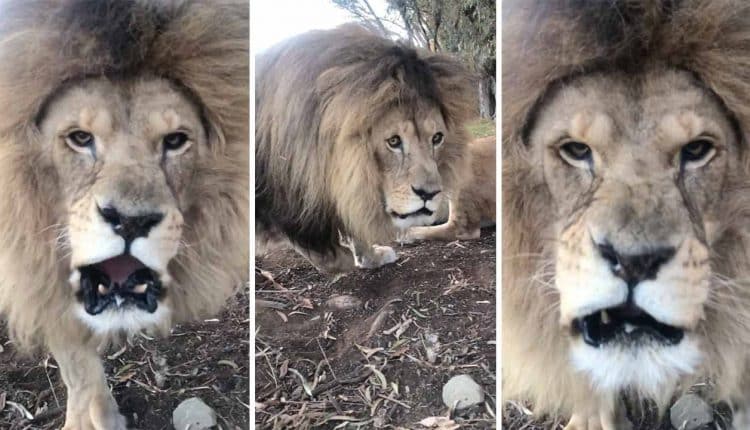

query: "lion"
xmin=503 ymin=1 xmax=750 ymax=429
xmin=255 ymin=24 xmax=476 ymax=274
xmin=0 ymin=1 xmax=248 ymax=428
xmin=406 ymin=135 xmax=495 ymax=242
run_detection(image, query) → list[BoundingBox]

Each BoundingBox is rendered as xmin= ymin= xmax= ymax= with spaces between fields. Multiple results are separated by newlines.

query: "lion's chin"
xmin=74 ymin=303 xmax=171 ymax=335
xmin=566 ymin=302 xmax=701 ymax=395
xmin=569 ymin=333 xmax=702 ymax=397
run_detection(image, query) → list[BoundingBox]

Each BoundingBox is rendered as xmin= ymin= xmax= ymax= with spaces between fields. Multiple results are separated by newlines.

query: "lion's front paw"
xmin=564 ymin=410 xmax=631 ymax=430
xmin=356 ymin=245 xmax=398 ymax=269
xmin=63 ymin=394 xmax=127 ymax=430
xmin=733 ymin=405 xmax=750 ymax=429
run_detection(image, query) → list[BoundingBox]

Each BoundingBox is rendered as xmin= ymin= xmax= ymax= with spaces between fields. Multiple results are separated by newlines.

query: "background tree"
xmin=332 ymin=0 xmax=495 ymax=119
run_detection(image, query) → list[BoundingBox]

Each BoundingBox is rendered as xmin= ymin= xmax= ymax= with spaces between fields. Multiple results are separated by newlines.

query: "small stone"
xmin=172 ymin=397 xmax=217 ymax=430
xmin=441 ymin=374 xmax=484 ymax=410
xmin=670 ymin=394 xmax=713 ymax=430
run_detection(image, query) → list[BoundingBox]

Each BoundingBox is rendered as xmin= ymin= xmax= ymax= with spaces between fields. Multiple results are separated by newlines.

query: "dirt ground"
xmin=502 ymin=390 xmax=733 ymax=429
xmin=0 ymin=290 xmax=250 ymax=430
xmin=255 ymin=229 xmax=497 ymax=429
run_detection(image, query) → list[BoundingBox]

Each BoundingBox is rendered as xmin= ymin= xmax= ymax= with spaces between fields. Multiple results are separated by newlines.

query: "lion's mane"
xmin=0 ymin=0 xmax=249 ymax=349
xmin=255 ymin=24 xmax=476 ymax=255
xmin=504 ymin=0 xmax=750 ymax=417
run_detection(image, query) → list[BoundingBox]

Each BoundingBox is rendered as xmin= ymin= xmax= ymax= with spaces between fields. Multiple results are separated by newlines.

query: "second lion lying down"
xmin=407 ymin=135 xmax=495 ymax=242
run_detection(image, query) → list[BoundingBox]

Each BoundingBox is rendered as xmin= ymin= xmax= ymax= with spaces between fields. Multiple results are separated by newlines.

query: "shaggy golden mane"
xmin=504 ymin=0 xmax=750 ymax=419
xmin=0 ymin=0 xmax=249 ymax=349
xmin=255 ymin=24 xmax=476 ymax=257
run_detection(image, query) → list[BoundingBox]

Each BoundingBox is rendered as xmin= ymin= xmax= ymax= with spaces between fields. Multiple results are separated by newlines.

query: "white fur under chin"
xmin=570 ymin=337 xmax=702 ymax=398
xmin=75 ymin=304 xmax=170 ymax=335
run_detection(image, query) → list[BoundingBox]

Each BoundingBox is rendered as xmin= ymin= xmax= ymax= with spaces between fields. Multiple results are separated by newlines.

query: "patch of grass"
xmin=467 ymin=118 xmax=496 ymax=138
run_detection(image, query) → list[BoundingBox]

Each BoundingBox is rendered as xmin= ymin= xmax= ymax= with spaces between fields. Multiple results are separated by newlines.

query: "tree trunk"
xmin=478 ymin=74 xmax=496 ymax=119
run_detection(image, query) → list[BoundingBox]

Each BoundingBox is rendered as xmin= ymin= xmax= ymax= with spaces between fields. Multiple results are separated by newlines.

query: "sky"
xmin=252 ymin=0 xmax=395 ymax=53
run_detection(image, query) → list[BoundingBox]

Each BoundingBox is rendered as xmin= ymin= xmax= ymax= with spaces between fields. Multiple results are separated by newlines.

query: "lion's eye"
xmin=680 ymin=139 xmax=716 ymax=168
xmin=559 ymin=141 xmax=592 ymax=165
xmin=432 ymin=132 xmax=444 ymax=146
xmin=163 ymin=132 xmax=189 ymax=152
xmin=386 ymin=135 xmax=402 ymax=150
xmin=67 ymin=130 xmax=94 ymax=148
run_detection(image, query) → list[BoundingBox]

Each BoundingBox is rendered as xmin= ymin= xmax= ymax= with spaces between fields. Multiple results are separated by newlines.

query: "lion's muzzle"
xmin=565 ymin=240 xmax=696 ymax=345
xmin=73 ymin=205 xmax=167 ymax=315
xmin=68 ymin=195 xmax=182 ymax=326
xmin=570 ymin=243 xmax=685 ymax=347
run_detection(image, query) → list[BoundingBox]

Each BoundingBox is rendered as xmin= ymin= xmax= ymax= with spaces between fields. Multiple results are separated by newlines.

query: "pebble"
xmin=670 ymin=394 xmax=713 ymax=430
xmin=172 ymin=397 xmax=217 ymax=430
xmin=441 ymin=374 xmax=484 ymax=410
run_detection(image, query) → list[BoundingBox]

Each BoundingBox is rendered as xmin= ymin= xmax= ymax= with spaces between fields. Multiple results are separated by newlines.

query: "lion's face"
xmin=372 ymin=106 xmax=448 ymax=230
xmin=529 ymin=69 xmax=738 ymax=394
xmin=38 ymin=77 xmax=206 ymax=333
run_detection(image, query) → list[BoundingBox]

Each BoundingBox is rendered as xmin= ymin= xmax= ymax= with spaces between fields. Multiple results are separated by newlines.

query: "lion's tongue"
xmin=97 ymin=255 xmax=146 ymax=285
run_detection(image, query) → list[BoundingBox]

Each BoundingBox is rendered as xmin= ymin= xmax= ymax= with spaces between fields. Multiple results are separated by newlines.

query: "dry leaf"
xmin=279 ymin=359 xmax=289 ymax=378
xmin=218 ymin=359 xmax=239 ymax=370
xmin=7 ymin=401 xmax=33 ymax=420
xmin=419 ymin=416 xmax=460 ymax=429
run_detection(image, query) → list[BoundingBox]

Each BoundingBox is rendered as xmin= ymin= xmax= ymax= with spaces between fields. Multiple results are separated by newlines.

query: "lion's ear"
xmin=425 ymin=55 xmax=479 ymax=130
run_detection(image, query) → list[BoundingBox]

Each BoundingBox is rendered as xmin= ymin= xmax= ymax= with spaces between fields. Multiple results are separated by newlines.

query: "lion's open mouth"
xmin=76 ymin=255 xmax=163 ymax=315
xmin=390 ymin=207 xmax=434 ymax=219
xmin=572 ymin=303 xmax=684 ymax=347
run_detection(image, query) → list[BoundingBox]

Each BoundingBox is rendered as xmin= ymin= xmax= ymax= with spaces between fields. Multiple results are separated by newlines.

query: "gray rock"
xmin=172 ymin=397 xmax=217 ymax=430
xmin=670 ymin=394 xmax=713 ymax=430
xmin=441 ymin=374 xmax=484 ymax=410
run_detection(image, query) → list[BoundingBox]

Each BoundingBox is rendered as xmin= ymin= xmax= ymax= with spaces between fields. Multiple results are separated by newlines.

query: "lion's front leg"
xmin=564 ymin=396 xmax=631 ymax=430
xmin=732 ymin=396 xmax=750 ymax=429
xmin=406 ymin=221 xmax=481 ymax=242
xmin=293 ymin=243 xmax=357 ymax=275
xmin=50 ymin=341 xmax=127 ymax=430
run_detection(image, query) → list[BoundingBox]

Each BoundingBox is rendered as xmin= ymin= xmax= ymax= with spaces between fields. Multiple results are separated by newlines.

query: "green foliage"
xmin=332 ymin=0 xmax=496 ymax=118
xmin=466 ymin=118 xmax=495 ymax=138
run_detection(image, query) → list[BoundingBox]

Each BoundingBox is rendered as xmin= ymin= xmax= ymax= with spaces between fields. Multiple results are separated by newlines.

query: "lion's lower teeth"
xmin=601 ymin=310 xmax=610 ymax=324
xmin=97 ymin=284 xmax=109 ymax=295
xmin=132 ymin=283 xmax=148 ymax=294
xmin=624 ymin=323 xmax=635 ymax=334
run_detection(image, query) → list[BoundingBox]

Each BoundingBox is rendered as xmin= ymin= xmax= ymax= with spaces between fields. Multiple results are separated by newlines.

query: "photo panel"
xmin=502 ymin=1 xmax=750 ymax=429
xmin=0 ymin=1 xmax=249 ymax=428
xmin=253 ymin=0 xmax=497 ymax=428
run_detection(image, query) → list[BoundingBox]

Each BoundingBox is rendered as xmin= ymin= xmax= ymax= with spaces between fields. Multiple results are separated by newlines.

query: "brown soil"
xmin=0 ymin=290 xmax=249 ymax=430
xmin=255 ymin=229 xmax=497 ymax=429
xmin=502 ymin=388 xmax=733 ymax=429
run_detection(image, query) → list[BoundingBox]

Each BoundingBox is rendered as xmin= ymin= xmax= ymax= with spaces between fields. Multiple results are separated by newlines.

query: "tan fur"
xmin=504 ymin=0 xmax=750 ymax=427
xmin=407 ymin=135 xmax=495 ymax=241
xmin=0 ymin=1 xmax=248 ymax=428
xmin=255 ymin=24 xmax=476 ymax=274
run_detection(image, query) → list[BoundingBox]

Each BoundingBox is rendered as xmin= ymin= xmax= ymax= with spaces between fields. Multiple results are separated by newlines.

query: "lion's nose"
xmin=98 ymin=205 xmax=164 ymax=243
xmin=411 ymin=186 xmax=441 ymax=202
xmin=597 ymin=243 xmax=676 ymax=288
